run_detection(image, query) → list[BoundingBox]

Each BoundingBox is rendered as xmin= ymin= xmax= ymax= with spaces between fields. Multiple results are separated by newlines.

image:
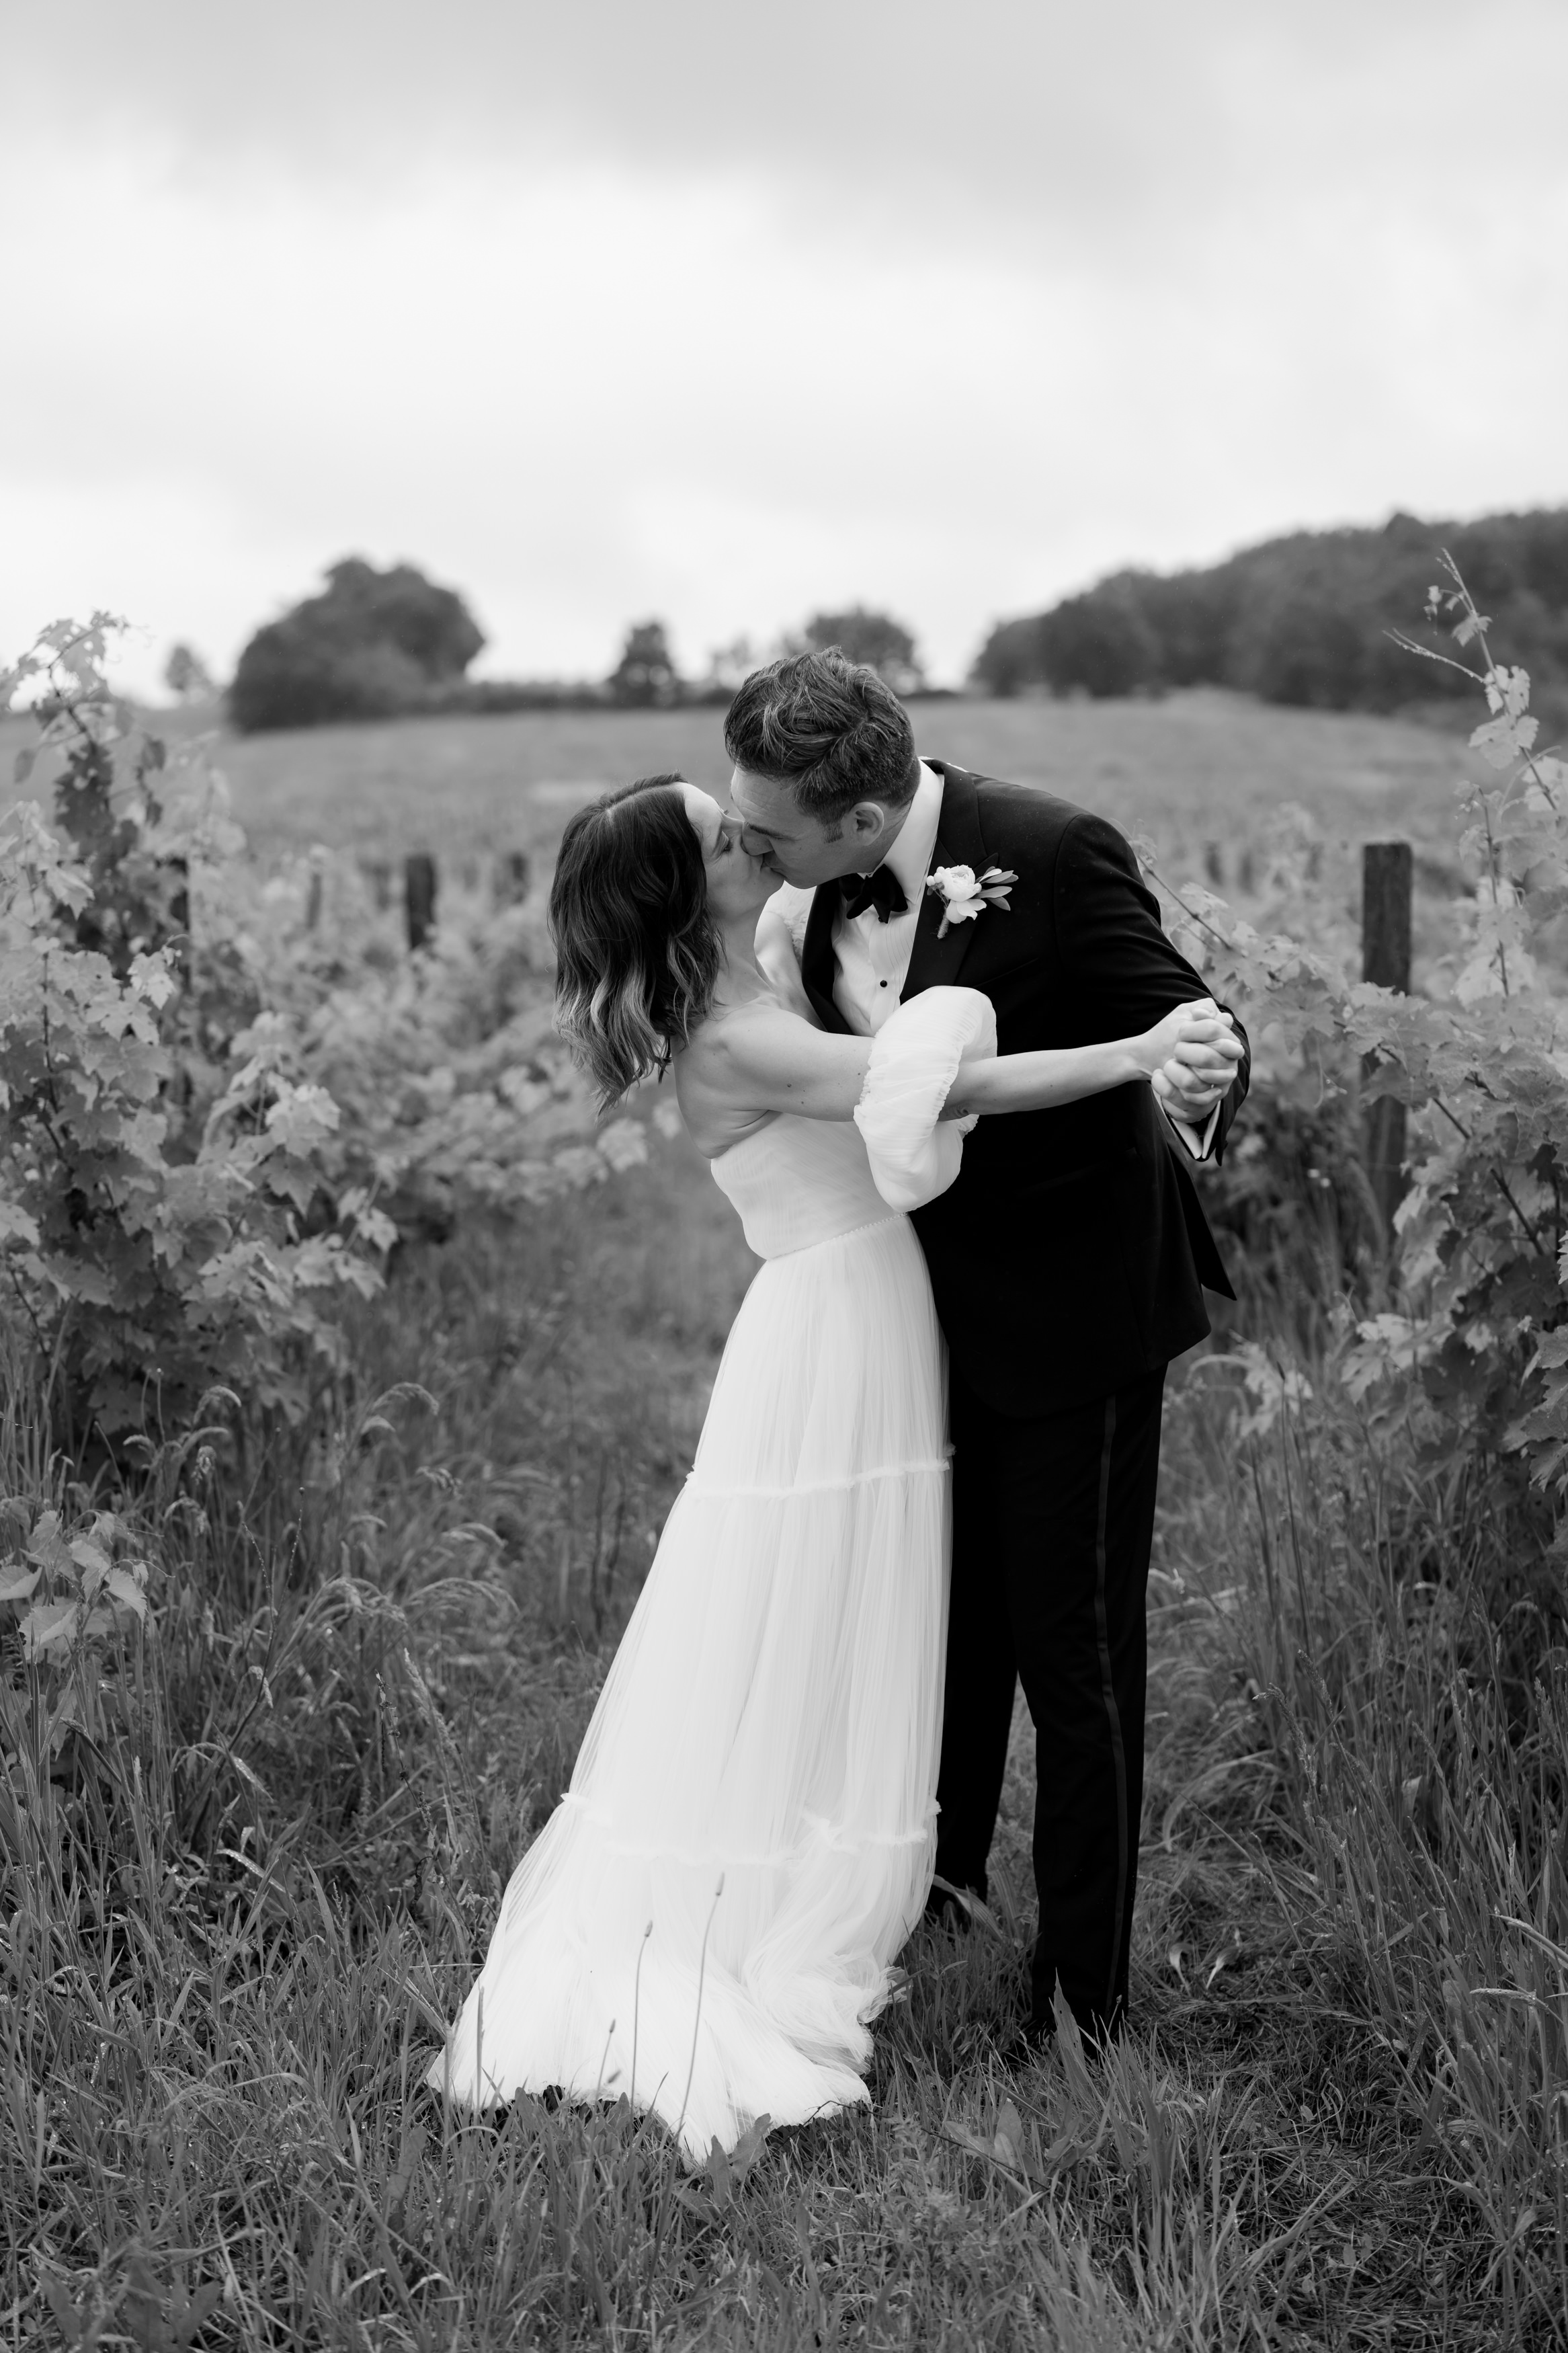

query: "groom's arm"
xmin=1053 ymin=813 xmax=1249 ymax=1162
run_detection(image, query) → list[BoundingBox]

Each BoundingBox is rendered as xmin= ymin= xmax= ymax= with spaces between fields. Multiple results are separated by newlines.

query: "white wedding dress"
xmin=428 ymin=988 xmax=996 ymax=2159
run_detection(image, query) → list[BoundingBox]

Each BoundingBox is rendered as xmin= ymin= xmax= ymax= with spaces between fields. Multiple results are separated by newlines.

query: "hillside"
xmin=974 ymin=507 xmax=1568 ymax=717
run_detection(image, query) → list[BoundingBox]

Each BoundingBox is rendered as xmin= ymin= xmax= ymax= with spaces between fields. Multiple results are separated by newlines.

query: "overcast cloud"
xmin=5 ymin=0 xmax=1565 ymax=693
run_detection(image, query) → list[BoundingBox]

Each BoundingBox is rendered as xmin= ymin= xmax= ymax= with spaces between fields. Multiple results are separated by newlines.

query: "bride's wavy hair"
xmin=550 ymin=774 xmax=723 ymax=1108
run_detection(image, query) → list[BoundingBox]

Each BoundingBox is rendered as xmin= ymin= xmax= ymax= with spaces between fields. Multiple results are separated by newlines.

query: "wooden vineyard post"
xmin=163 ymin=854 xmax=191 ymax=988
xmin=1362 ymin=840 xmax=1413 ymax=1240
xmin=405 ymin=853 xmax=437 ymax=951
xmin=495 ymin=850 xmax=531 ymax=907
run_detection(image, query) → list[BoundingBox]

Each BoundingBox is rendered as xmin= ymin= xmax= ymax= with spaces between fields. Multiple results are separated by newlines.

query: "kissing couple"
xmin=430 ymin=648 xmax=1249 ymax=2157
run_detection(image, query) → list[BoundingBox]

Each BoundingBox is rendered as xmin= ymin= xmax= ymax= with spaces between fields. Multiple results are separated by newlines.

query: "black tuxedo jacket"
xmin=800 ymin=761 xmax=1249 ymax=1418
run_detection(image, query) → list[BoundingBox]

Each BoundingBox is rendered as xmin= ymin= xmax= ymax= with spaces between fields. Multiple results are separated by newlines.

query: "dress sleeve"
xmin=853 ymin=986 xmax=998 ymax=1211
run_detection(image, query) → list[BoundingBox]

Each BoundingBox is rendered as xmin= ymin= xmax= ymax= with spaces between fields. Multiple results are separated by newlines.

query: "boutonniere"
xmin=924 ymin=864 xmax=1018 ymax=939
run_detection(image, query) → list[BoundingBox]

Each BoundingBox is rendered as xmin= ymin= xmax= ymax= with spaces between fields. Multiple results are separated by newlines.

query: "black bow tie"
xmin=839 ymin=866 xmax=908 ymax=923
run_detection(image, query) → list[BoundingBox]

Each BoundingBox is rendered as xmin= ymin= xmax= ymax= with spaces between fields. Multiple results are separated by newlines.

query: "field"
xmin=4 ymin=690 xmax=1565 ymax=2350
xmin=16 ymin=688 xmax=1469 ymax=868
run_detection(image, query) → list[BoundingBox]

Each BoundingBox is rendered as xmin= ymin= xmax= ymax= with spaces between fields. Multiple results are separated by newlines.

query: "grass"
xmin=3 ymin=690 xmax=1565 ymax=2346
xmin=5 ymin=1132 xmax=1566 ymax=2348
xmin=0 ymin=688 xmax=1474 ymax=871
xmin=0 ymin=686 xmax=1478 ymax=1014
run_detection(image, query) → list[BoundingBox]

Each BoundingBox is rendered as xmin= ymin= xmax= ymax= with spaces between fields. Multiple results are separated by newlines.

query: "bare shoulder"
xmin=675 ymin=1000 xmax=817 ymax=1148
xmin=677 ymin=999 xmax=774 ymax=1092
xmin=690 ymin=998 xmax=801 ymax=1076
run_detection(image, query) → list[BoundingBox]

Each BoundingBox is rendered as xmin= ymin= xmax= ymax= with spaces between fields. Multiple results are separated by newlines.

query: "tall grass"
xmin=3 ymin=1136 xmax=1566 ymax=2347
xmin=1145 ymin=1298 xmax=1568 ymax=2347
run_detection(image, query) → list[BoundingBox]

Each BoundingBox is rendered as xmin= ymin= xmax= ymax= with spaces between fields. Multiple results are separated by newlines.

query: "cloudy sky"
xmin=5 ymin=0 xmax=1565 ymax=694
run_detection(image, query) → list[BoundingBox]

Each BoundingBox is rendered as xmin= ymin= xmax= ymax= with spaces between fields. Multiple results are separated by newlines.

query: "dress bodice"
xmin=707 ymin=986 xmax=1000 ymax=1259
xmin=710 ymin=1117 xmax=890 ymax=1259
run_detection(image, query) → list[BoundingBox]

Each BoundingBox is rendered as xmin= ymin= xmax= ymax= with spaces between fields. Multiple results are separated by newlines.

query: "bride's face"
xmin=677 ymin=785 xmax=774 ymax=921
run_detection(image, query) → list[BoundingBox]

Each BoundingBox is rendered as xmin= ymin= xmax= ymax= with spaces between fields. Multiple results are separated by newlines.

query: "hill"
xmin=974 ymin=507 xmax=1568 ymax=717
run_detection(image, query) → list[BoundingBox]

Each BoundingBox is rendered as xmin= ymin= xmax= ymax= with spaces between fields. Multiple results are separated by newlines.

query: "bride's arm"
xmin=946 ymin=1002 xmax=1241 ymax=1119
xmin=687 ymin=1003 xmax=874 ymax=1121
xmin=690 ymin=998 xmax=1239 ymax=1124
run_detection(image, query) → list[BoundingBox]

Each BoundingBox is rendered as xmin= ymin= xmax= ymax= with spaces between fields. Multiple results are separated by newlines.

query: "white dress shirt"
xmin=1163 ymin=1094 xmax=1221 ymax=1161
xmin=830 ymin=760 xmax=945 ymax=1036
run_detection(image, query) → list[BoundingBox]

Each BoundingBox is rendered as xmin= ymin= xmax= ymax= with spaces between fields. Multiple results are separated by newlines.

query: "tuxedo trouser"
xmin=932 ymin=1360 xmax=1166 ymax=2040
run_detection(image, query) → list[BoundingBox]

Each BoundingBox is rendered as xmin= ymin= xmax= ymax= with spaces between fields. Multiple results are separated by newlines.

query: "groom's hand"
xmin=1154 ymin=1068 xmax=1227 ymax=1118
xmin=1152 ymin=1056 xmax=1236 ymax=1119
xmin=1152 ymin=1020 xmax=1243 ymax=1121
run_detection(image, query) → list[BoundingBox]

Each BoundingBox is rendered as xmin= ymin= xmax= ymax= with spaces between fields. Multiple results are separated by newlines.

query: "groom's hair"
xmin=724 ymin=648 xmax=918 ymax=827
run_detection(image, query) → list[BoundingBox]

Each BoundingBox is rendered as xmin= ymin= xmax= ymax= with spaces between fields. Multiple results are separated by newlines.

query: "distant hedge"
xmin=973 ymin=509 xmax=1568 ymax=712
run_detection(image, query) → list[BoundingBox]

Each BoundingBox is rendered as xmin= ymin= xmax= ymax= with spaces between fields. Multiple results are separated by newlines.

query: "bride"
xmin=428 ymin=772 xmax=1234 ymax=2158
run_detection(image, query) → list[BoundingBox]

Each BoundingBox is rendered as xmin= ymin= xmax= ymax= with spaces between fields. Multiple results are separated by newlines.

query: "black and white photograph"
xmin=3 ymin=3 xmax=1566 ymax=2345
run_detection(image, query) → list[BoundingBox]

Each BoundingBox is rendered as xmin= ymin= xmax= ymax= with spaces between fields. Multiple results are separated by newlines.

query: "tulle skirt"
xmin=428 ymin=1207 xmax=948 ymax=2159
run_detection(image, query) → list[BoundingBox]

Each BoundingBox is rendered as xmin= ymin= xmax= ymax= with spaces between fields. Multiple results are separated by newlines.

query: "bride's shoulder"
xmin=679 ymin=997 xmax=823 ymax=1106
xmin=691 ymin=995 xmax=798 ymax=1061
xmin=674 ymin=1000 xmax=800 ymax=1148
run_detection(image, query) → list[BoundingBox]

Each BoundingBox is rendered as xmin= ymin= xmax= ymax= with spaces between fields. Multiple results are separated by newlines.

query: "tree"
xmin=229 ymin=558 xmax=485 ymax=733
xmin=315 ymin=558 xmax=484 ymax=682
xmin=971 ymin=615 xmax=1046 ymax=698
xmin=1037 ymin=587 xmax=1162 ymax=699
xmin=1231 ymin=593 xmax=1367 ymax=709
xmin=971 ymin=506 xmax=1568 ymax=719
xmin=799 ymin=607 xmax=923 ymax=693
xmin=608 ymin=621 xmax=681 ymax=708
xmin=163 ymin=642 xmax=217 ymax=702
xmin=702 ymin=635 xmax=764 ymax=692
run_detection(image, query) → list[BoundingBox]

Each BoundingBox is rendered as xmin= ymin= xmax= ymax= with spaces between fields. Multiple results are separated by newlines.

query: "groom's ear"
xmin=845 ymin=799 xmax=894 ymax=852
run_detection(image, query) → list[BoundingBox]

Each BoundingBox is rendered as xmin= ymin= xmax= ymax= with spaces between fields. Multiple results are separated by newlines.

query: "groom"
xmin=727 ymin=647 xmax=1248 ymax=2046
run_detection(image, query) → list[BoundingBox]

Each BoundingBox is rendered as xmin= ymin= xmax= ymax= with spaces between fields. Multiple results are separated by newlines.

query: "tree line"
xmin=195 ymin=506 xmax=1568 ymax=734
xmin=219 ymin=567 xmax=928 ymax=734
xmin=973 ymin=508 xmax=1568 ymax=714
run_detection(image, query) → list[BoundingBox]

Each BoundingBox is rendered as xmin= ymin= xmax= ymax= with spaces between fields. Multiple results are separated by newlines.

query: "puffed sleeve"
xmin=852 ymin=986 xmax=998 ymax=1211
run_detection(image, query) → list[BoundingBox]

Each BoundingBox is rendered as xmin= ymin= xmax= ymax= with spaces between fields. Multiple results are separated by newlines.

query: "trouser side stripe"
xmin=1091 ymin=1392 xmax=1128 ymax=2018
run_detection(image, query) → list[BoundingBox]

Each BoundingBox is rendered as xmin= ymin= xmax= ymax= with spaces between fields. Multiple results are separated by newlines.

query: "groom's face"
xmin=729 ymin=766 xmax=895 ymax=889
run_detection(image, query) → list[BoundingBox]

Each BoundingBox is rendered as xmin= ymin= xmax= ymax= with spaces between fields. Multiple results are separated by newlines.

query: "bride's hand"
xmin=1136 ymin=1000 xmax=1242 ymax=1084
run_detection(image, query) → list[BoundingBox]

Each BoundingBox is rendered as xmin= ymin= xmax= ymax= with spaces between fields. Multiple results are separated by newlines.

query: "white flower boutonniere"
xmin=924 ymin=863 xmax=1018 ymax=939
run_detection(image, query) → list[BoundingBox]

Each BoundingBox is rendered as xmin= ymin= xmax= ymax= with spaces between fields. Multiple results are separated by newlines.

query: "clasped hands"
xmin=1145 ymin=998 xmax=1244 ymax=1123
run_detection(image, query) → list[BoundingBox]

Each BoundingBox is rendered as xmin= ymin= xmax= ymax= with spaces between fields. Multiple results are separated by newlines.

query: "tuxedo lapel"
xmin=800 ymin=880 xmax=853 ymax=1033
xmin=901 ymin=762 xmax=991 ymax=1002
